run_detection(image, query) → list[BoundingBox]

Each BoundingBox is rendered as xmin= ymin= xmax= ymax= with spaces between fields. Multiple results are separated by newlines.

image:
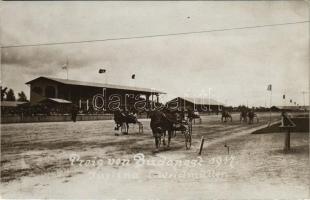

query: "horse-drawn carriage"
xmin=150 ymin=109 xmax=193 ymax=151
xmin=240 ymin=109 xmax=259 ymax=124
xmin=113 ymin=110 xmax=143 ymax=135
xmin=221 ymin=110 xmax=232 ymax=122
xmin=221 ymin=109 xmax=259 ymax=124
xmin=188 ymin=110 xmax=202 ymax=124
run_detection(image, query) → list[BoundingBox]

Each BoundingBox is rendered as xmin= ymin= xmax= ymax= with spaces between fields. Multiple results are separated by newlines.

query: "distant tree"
xmin=6 ymin=89 xmax=16 ymax=101
xmin=17 ymin=91 xmax=27 ymax=102
xmin=1 ymin=86 xmax=8 ymax=101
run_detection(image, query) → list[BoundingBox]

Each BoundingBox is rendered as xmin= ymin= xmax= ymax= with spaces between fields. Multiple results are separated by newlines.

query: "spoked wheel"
xmin=121 ymin=123 xmax=127 ymax=134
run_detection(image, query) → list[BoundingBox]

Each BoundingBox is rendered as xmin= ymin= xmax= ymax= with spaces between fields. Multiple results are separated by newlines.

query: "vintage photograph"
xmin=1 ymin=1 xmax=309 ymax=199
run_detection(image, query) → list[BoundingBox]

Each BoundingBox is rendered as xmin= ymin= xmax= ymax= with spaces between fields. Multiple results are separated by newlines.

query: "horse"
xmin=221 ymin=110 xmax=232 ymax=122
xmin=240 ymin=109 xmax=248 ymax=123
xmin=188 ymin=110 xmax=202 ymax=124
xmin=114 ymin=110 xmax=143 ymax=135
xmin=247 ymin=110 xmax=259 ymax=124
xmin=149 ymin=110 xmax=175 ymax=151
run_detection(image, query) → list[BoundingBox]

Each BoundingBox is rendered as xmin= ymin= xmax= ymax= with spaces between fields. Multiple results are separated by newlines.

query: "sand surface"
xmin=1 ymin=113 xmax=309 ymax=199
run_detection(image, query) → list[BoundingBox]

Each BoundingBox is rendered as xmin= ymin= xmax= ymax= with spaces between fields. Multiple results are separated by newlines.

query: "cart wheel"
xmin=155 ymin=136 xmax=161 ymax=148
xmin=185 ymin=131 xmax=192 ymax=150
xmin=158 ymin=136 xmax=161 ymax=148
xmin=121 ymin=123 xmax=127 ymax=134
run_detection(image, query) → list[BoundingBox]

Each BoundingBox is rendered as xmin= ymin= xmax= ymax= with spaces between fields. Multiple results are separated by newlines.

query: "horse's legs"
xmin=167 ymin=130 xmax=171 ymax=148
xmin=123 ymin=123 xmax=129 ymax=134
xmin=155 ymin=137 xmax=159 ymax=149
xmin=162 ymin=131 xmax=166 ymax=146
xmin=121 ymin=123 xmax=124 ymax=133
xmin=138 ymin=122 xmax=143 ymax=133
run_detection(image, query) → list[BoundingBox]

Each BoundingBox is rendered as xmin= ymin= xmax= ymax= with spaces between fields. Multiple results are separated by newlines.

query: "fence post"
xmin=284 ymin=128 xmax=291 ymax=151
xmin=198 ymin=136 xmax=205 ymax=155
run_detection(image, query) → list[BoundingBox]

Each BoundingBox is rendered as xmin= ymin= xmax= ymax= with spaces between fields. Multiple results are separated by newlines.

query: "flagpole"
xmin=267 ymin=84 xmax=272 ymax=126
xmin=98 ymin=68 xmax=108 ymax=112
xmin=269 ymin=88 xmax=272 ymax=126
xmin=131 ymin=74 xmax=136 ymax=88
xmin=62 ymin=57 xmax=69 ymax=79
xmin=66 ymin=57 xmax=69 ymax=79
xmin=208 ymin=88 xmax=211 ymax=112
xmin=66 ymin=68 xmax=68 ymax=80
xmin=134 ymin=77 xmax=136 ymax=88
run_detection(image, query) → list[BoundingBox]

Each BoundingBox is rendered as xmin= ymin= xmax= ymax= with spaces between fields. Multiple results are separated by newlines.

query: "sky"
xmin=1 ymin=1 xmax=309 ymax=106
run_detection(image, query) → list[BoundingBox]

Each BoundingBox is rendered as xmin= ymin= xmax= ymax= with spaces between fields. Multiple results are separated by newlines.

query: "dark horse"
xmin=114 ymin=110 xmax=142 ymax=134
xmin=247 ymin=109 xmax=259 ymax=124
xmin=149 ymin=110 xmax=175 ymax=151
xmin=240 ymin=109 xmax=248 ymax=123
xmin=187 ymin=110 xmax=202 ymax=124
xmin=221 ymin=110 xmax=232 ymax=122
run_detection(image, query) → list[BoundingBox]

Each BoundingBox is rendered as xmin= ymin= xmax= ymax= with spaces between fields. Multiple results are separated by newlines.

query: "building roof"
xmin=39 ymin=98 xmax=72 ymax=104
xmin=1 ymin=101 xmax=28 ymax=107
xmin=169 ymin=97 xmax=223 ymax=105
xmin=26 ymin=76 xmax=165 ymax=94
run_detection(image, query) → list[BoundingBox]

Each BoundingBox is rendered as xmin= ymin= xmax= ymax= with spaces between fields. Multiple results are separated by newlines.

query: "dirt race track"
xmin=1 ymin=112 xmax=309 ymax=199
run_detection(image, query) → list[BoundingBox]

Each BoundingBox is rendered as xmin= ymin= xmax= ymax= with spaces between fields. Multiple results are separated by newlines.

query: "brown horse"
xmin=240 ymin=109 xmax=248 ymax=123
xmin=149 ymin=110 xmax=175 ymax=151
xmin=114 ymin=110 xmax=142 ymax=134
xmin=188 ymin=110 xmax=202 ymax=124
xmin=221 ymin=110 xmax=232 ymax=122
xmin=248 ymin=110 xmax=259 ymax=124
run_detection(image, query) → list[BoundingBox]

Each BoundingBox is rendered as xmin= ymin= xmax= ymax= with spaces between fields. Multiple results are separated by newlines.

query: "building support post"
xmin=146 ymin=94 xmax=150 ymax=112
xmin=151 ymin=93 xmax=154 ymax=110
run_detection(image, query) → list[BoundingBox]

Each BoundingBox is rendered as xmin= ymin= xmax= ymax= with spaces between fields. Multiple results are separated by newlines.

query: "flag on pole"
xmin=99 ymin=69 xmax=106 ymax=73
xmin=267 ymin=84 xmax=272 ymax=91
xmin=62 ymin=58 xmax=68 ymax=69
xmin=131 ymin=74 xmax=135 ymax=79
xmin=283 ymin=94 xmax=285 ymax=99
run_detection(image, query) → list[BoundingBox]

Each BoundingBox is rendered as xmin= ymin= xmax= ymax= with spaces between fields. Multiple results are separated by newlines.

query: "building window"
xmin=32 ymin=87 xmax=42 ymax=95
xmin=45 ymin=86 xmax=56 ymax=98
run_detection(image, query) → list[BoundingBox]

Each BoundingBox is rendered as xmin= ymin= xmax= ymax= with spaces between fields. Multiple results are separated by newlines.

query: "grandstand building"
xmin=26 ymin=76 xmax=165 ymax=112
